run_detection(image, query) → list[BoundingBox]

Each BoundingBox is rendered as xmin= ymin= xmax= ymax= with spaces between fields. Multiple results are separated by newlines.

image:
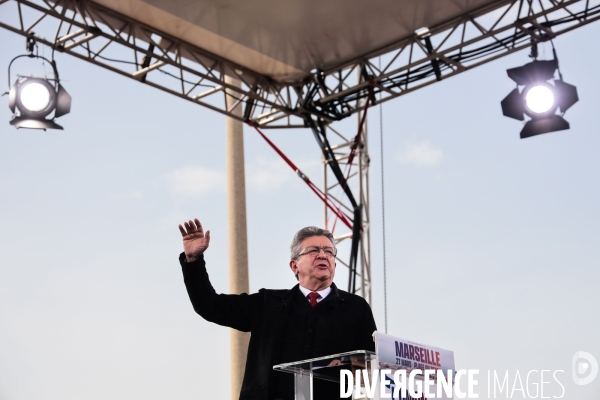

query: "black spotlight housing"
xmin=501 ymin=57 xmax=578 ymax=139
xmin=6 ymin=39 xmax=72 ymax=130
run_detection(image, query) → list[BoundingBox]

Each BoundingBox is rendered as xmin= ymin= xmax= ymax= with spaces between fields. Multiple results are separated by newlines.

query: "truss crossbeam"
xmin=1 ymin=0 xmax=598 ymax=128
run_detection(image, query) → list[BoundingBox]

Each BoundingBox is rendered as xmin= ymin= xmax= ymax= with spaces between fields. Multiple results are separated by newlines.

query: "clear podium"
xmin=273 ymin=350 xmax=376 ymax=400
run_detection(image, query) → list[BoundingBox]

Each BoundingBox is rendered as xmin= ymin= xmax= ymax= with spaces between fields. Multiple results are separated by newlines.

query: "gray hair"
xmin=290 ymin=226 xmax=336 ymax=260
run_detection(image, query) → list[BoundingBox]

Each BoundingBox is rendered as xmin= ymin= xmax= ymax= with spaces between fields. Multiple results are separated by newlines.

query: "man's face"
xmin=289 ymin=235 xmax=336 ymax=289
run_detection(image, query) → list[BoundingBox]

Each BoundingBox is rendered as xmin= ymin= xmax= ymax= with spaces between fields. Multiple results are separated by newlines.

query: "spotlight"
xmin=6 ymin=37 xmax=71 ymax=130
xmin=501 ymin=52 xmax=578 ymax=139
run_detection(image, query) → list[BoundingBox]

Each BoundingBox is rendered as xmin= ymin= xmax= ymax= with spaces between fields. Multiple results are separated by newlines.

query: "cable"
xmin=248 ymin=121 xmax=355 ymax=230
xmin=89 ymin=51 xmax=138 ymax=65
xmin=549 ymin=40 xmax=564 ymax=81
xmin=379 ymin=56 xmax=388 ymax=334
xmin=156 ymin=68 xmax=215 ymax=88
xmin=86 ymin=50 xmax=216 ymax=89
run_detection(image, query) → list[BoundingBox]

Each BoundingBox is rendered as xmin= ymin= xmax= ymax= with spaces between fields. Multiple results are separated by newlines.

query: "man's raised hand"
xmin=179 ymin=218 xmax=211 ymax=262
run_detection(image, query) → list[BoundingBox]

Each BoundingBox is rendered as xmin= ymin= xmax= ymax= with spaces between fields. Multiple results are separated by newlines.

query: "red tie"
xmin=307 ymin=292 xmax=321 ymax=307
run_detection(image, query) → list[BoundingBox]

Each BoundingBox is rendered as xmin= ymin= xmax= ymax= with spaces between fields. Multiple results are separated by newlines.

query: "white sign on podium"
xmin=273 ymin=332 xmax=456 ymax=399
xmin=369 ymin=332 xmax=456 ymax=400
xmin=374 ymin=332 xmax=455 ymax=375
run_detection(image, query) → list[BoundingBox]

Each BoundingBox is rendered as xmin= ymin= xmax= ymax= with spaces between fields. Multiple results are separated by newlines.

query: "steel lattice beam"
xmin=322 ymin=112 xmax=372 ymax=304
xmin=1 ymin=0 xmax=599 ymax=303
xmin=311 ymin=0 xmax=600 ymax=121
xmin=1 ymin=0 xmax=599 ymax=129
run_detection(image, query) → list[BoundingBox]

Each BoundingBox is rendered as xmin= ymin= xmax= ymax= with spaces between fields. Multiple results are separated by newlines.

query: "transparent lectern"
xmin=273 ymin=350 xmax=376 ymax=400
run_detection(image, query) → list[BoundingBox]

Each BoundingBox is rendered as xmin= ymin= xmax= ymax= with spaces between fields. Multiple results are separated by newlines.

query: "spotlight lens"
xmin=20 ymin=82 xmax=51 ymax=112
xmin=525 ymin=85 xmax=554 ymax=114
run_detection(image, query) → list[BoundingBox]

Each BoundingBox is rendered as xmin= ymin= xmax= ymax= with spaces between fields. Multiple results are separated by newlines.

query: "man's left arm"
xmin=360 ymin=300 xmax=377 ymax=352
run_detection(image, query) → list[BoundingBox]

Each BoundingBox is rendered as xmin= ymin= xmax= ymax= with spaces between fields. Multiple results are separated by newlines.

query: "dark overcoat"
xmin=180 ymin=253 xmax=377 ymax=400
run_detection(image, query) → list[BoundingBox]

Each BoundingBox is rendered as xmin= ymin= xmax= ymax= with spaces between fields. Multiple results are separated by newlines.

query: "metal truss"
xmin=309 ymin=0 xmax=600 ymax=122
xmin=2 ymin=0 xmax=599 ymax=303
xmin=308 ymin=70 xmax=373 ymax=303
xmin=321 ymin=110 xmax=372 ymax=304
xmin=1 ymin=0 xmax=599 ymax=129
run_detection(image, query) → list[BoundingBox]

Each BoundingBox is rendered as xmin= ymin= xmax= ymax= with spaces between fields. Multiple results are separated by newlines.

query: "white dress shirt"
xmin=298 ymin=284 xmax=331 ymax=304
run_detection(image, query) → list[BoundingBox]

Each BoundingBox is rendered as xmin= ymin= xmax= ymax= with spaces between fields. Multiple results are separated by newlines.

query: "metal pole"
xmin=360 ymin=108 xmax=372 ymax=305
xmin=357 ymin=84 xmax=371 ymax=305
xmin=323 ymin=151 xmax=328 ymax=228
xmin=225 ymin=75 xmax=250 ymax=400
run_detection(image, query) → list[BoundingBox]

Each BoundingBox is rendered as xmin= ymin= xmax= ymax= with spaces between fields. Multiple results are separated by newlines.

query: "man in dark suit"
xmin=179 ymin=218 xmax=376 ymax=400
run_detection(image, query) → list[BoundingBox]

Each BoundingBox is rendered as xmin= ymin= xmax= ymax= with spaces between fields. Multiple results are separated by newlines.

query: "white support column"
xmin=225 ymin=75 xmax=250 ymax=400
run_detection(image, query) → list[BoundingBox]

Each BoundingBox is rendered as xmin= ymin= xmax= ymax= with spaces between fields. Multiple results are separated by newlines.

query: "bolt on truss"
xmin=1 ymin=0 xmax=599 ymax=129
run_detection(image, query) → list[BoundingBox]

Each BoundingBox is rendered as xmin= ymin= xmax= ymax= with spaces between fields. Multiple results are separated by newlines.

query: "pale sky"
xmin=1 ymin=9 xmax=599 ymax=400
